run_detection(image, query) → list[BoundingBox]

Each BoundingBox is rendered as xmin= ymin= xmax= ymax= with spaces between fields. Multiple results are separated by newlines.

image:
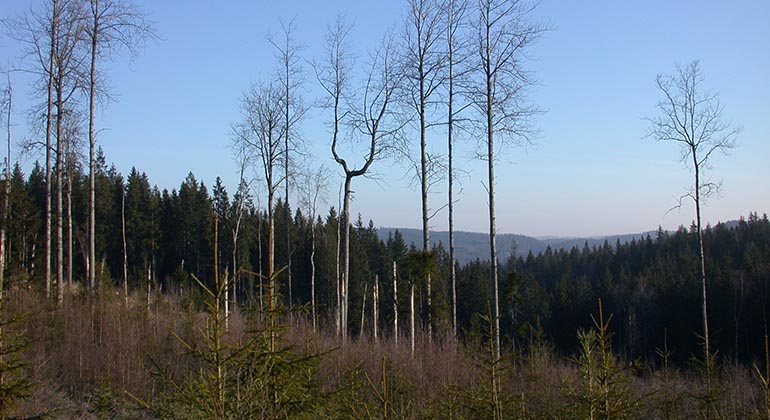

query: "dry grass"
xmin=2 ymin=286 xmax=767 ymax=419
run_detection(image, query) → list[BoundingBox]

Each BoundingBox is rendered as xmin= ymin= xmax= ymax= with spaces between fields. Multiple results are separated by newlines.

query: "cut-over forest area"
xmin=0 ymin=0 xmax=768 ymax=418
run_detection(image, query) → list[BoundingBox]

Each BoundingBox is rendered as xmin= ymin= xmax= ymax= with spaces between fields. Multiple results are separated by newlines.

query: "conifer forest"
xmin=0 ymin=0 xmax=769 ymax=419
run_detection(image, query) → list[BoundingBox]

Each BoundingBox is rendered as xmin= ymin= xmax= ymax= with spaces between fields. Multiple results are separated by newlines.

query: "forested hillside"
xmin=4 ymin=156 xmax=769 ymax=364
xmin=1 ymin=0 xmax=768 ymax=417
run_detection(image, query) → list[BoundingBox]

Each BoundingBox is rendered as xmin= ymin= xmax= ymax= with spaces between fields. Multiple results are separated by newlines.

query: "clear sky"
xmin=1 ymin=0 xmax=768 ymax=238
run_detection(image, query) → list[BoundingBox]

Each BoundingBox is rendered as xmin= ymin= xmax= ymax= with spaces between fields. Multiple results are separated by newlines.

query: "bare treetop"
xmin=646 ymin=60 xmax=740 ymax=203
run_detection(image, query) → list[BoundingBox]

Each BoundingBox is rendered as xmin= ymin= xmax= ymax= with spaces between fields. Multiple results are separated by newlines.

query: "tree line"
xmin=0 ymin=0 xmax=751 ymax=368
xmin=1 ymin=153 xmax=768 ymax=364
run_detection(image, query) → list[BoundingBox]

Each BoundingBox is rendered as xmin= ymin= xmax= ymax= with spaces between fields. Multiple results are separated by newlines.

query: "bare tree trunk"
xmin=446 ymin=0 xmax=460 ymax=337
xmin=121 ymin=189 xmax=127 ymax=307
xmin=56 ymin=77 xmax=64 ymax=306
xmin=87 ymin=0 xmax=98 ymax=296
xmin=694 ymin=151 xmax=710 ymax=375
xmin=0 ymin=81 xmax=11 ymax=293
xmin=410 ymin=281 xmax=415 ymax=358
xmin=340 ymin=175 xmax=352 ymax=343
xmin=310 ymin=217 xmax=317 ymax=332
xmin=360 ymin=282 xmax=368 ymax=338
xmin=486 ymin=66 xmax=501 ymax=360
xmin=374 ymin=274 xmax=379 ymax=343
xmin=393 ymin=260 xmax=398 ymax=346
xmin=335 ymin=186 xmax=342 ymax=337
xmin=45 ymin=0 xmax=58 ymax=301
xmin=65 ymin=138 xmax=72 ymax=291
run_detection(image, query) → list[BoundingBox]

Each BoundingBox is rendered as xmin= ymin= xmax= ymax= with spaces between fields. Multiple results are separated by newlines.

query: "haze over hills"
xmin=377 ymin=227 xmax=655 ymax=264
xmin=378 ymin=220 xmax=749 ymax=263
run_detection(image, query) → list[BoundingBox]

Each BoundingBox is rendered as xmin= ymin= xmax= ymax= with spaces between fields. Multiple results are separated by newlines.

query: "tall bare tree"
xmin=401 ymin=0 xmax=446 ymax=339
xmin=0 ymin=76 xmax=12 ymax=292
xmin=3 ymin=0 xmax=62 ymax=299
xmin=315 ymin=18 xmax=402 ymax=342
xmin=471 ymin=0 xmax=545 ymax=358
xmin=84 ymin=0 xmax=153 ymax=295
xmin=233 ymin=80 xmax=285 ymax=344
xmin=443 ymin=0 xmax=470 ymax=337
xmin=52 ymin=0 xmax=87 ymax=305
xmin=268 ymin=18 xmax=306 ymax=312
xmin=646 ymin=60 xmax=739 ymax=375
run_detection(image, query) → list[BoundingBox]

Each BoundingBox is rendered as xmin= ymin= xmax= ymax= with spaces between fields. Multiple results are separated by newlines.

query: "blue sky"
xmin=2 ymin=0 xmax=768 ymax=237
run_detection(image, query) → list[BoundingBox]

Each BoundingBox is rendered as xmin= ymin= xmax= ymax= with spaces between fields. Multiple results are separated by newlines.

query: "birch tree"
xmin=0 ymin=77 xmax=11 ymax=291
xmin=443 ymin=0 xmax=470 ymax=337
xmin=471 ymin=0 xmax=545 ymax=358
xmin=268 ymin=18 xmax=306 ymax=312
xmin=646 ymin=60 xmax=739 ymax=376
xmin=83 ymin=0 xmax=153 ymax=295
xmin=233 ymin=80 xmax=285 ymax=327
xmin=401 ymin=0 xmax=445 ymax=339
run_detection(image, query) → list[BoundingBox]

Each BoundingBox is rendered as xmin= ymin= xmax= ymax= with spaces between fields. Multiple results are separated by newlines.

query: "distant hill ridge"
xmin=376 ymin=227 xmax=662 ymax=264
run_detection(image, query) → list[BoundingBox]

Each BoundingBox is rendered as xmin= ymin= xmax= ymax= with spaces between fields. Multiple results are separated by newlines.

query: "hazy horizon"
xmin=2 ymin=0 xmax=768 ymax=238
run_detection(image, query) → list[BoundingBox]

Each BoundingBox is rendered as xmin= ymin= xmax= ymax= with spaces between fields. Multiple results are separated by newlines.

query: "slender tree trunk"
xmin=310 ymin=218 xmax=317 ymax=332
xmin=693 ymin=149 xmax=710 ymax=376
xmin=335 ymin=187 xmax=342 ymax=337
xmin=360 ymin=282 xmax=368 ymax=337
xmin=65 ymin=165 xmax=72 ymax=290
xmin=419 ymin=64 xmax=432 ymax=341
xmin=374 ymin=274 xmax=379 ymax=343
xmin=0 ymin=81 xmax=11 ymax=293
xmin=447 ymin=12 xmax=457 ymax=336
xmin=486 ymin=58 xmax=501 ymax=360
xmin=341 ymin=175 xmax=353 ymax=343
xmin=45 ymin=0 xmax=58 ymax=301
xmin=267 ymin=189 xmax=276 ymax=353
xmin=87 ymin=0 xmax=99 ymax=296
xmin=55 ymin=79 xmax=64 ymax=306
xmin=121 ymin=189 xmax=127 ymax=307
xmin=393 ymin=260 xmax=398 ymax=346
xmin=410 ymin=281 xmax=415 ymax=358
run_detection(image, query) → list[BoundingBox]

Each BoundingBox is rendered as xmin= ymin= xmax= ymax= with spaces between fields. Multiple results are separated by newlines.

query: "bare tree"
xmin=268 ymin=18 xmax=306 ymax=312
xmin=233 ymin=80 xmax=285 ymax=348
xmin=298 ymin=165 xmax=330 ymax=332
xmin=646 ymin=60 xmax=739 ymax=375
xmin=471 ymin=0 xmax=545 ymax=358
xmin=0 ymin=75 xmax=12 ymax=293
xmin=401 ymin=0 xmax=445 ymax=339
xmin=315 ymin=17 xmax=402 ymax=342
xmin=84 ymin=0 xmax=153 ymax=295
xmin=3 ymin=0 xmax=64 ymax=299
xmin=52 ymin=0 xmax=88 ymax=305
xmin=443 ymin=0 xmax=470 ymax=337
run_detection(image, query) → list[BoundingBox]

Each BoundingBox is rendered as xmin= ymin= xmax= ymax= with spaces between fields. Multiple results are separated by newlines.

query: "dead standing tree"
xmin=471 ymin=0 xmax=545 ymax=359
xmin=315 ymin=18 xmax=402 ymax=343
xmin=646 ymin=60 xmax=739 ymax=376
